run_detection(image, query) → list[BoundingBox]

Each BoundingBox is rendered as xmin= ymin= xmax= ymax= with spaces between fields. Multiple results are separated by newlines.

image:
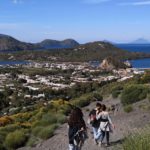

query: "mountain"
xmin=0 ymin=34 xmax=80 ymax=51
xmin=131 ymin=38 xmax=150 ymax=44
xmin=37 ymin=39 xmax=79 ymax=49
xmin=0 ymin=34 xmax=41 ymax=51
xmin=1 ymin=40 xmax=150 ymax=61
xmin=41 ymin=41 xmax=150 ymax=62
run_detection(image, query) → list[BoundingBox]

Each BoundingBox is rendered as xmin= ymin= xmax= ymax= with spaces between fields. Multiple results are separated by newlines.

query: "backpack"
xmin=90 ymin=114 xmax=96 ymax=123
xmin=89 ymin=110 xmax=97 ymax=126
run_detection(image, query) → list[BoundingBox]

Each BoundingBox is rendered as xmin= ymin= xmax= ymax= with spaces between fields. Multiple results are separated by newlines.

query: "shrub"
xmin=139 ymin=104 xmax=150 ymax=111
xmin=59 ymin=104 xmax=72 ymax=115
xmin=140 ymin=71 xmax=150 ymax=84
xmin=92 ymin=92 xmax=103 ymax=101
xmin=0 ymin=124 xmax=19 ymax=132
xmin=0 ymin=144 xmax=5 ymax=150
xmin=37 ymin=124 xmax=58 ymax=140
xmin=123 ymin=128 xmax=150 ymax=150
xmin=121 ymin=84 xmax=149 ymax=105
xmin=112 ymin=85 xmax=123 ymax=91
xmin=33 ymin=112 xmax=57 ymax=127
xmin=12 ymin=112 xmax=33 ymax=123
xmin=72 ymin=99 xmax=90 ymax=108
xmin=85 ymin=108 xmax=90 ymax=112
xmin=112 ymin=90 xmax=121 ymax=98
xmin=0 ymin=130 xmax=8 ymax=145
xmin=147 ymin=94 xmax=150 ymax=102
xmin=124 ymin=105 xmax=133 ymax=113
xmin=111 ymin=85 xmax=123 ymax=98
xmin=56 ymin=114 xmax=66 ymax=124
xmin=4 ymin=129 xmax=28 ymax=150
xmin=26 ymin=136 xmax=39 ymax=147
xmin=0 ymin=116 xmax=13 ymax=127
xmin=32 ymin=126 xmax=43 ymax=136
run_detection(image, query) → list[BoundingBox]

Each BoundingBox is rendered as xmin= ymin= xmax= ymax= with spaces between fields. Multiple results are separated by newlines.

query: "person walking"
xmin=68 ymin=107 xmax=87 ymax=150
xmin=96 ymin=104 xmax=115 ymax=146
xmin=88 ymin=103 xmax=102 ymax=144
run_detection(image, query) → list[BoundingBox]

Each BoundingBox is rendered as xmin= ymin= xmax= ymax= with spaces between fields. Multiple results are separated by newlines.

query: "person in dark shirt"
xmin=88 ymin=103 xmax=102 ymax=144
xmin=68 ymin=107 xmax=87 ymax=150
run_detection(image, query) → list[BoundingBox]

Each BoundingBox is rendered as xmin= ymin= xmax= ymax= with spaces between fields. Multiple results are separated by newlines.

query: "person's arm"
xmin=107 ymin=113 xmax=115 ymax=129
xmin=108 ymin=114 xmax=112 ymax=124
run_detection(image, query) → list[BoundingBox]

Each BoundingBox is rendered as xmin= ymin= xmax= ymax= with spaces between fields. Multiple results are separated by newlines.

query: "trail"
xmin=18 ymin=98 xmax=150 ymax=150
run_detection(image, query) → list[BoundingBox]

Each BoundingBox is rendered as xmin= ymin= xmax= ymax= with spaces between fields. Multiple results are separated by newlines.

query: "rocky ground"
xmin=18 ymin=97 xmax=150 ymax=150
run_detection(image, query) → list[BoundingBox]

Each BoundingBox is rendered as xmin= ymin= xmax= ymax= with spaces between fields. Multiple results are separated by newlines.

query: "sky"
xmin=0 ymin=0 xmax=150 ymax=43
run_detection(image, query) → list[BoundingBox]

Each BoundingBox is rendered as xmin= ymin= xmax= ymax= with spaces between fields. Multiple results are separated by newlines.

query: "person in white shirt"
xmin=96 ymin=104 xmax=115 ymax=146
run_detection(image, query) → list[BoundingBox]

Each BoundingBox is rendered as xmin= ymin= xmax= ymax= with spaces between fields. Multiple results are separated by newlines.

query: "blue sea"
xmin=0 ymin=60 xmax=28 ymax=66
xmin=116 ymin=44 xmax=150 ymax=68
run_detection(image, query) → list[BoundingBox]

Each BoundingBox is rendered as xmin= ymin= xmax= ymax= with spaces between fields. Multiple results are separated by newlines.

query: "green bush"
xmin=0 ymin=144 xmax=5 ymax=150
xmin=26 ymin=136 xmax=39 ymax=147
xmin=59 ymin=104 xmax=72 ymax=115
xmin=121 ymin=84 xmax=149 ymax=105
xmin=0 ymin=124 xmax=22 ymax=146
xmin=72 ymin=99 xmax=90 ymax=108
xmin=123 ymin=128 xmax=150 ymax=150
xmin=111 ymin=85 xmax=123 ymax=98
xmin=0 ymin=124 xmax=21 ymax=133
xmin=147 ymin=94 xmax=150 ymax=102
xmin=34 ymin=113 xmax=57 ymax=127
xmin=37 ymin=124 xmax=58 ymax=140
xmin=140 ymin=71 xmax=150 ymax=84
xmin=32 ymin=126 xmax=43 ymax=136
xmin=56 ymin=114 xmax=66 ymax=124
xmin=139 ymin=104 xmax=150 ymax=111
xmin=4 ymin=129 xmax=28 ymax=150
xmin=112 ymin=90 xmax=121 ymax=98
xmin=92 ymin=92 xmax=103 ymax=101
xmin=124 ymin=105 xmax=133 ymax=113
xmin=112 ymin=85 xmax=123 ymax=91
xmin=0 ymin=130 xmax=9 ymax=143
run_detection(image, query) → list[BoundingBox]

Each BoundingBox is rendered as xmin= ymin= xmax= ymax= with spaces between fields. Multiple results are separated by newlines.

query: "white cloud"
xmin=119 ymin=1 xmax=150 ymax=6
xmin=83 ymin=0 xmax=111 ymax=4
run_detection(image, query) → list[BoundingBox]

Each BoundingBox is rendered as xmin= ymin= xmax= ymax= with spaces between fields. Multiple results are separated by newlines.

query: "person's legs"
xmin=68 ymin=127 xmax=78 ymax=150
xmin=92 ymin=127 xmax=98 ymax=139
xmin=100 ymin=130 xmax=105 ymax=143
xmin=92 ymin=127 xmax=99 ymax=144
xmin=106 ymin=131 xmax=110 ymax=145
xmin=69 ymin=144 xmax=75 ymax=150
xmin=95 ymin=128 xmax=102 ymax=140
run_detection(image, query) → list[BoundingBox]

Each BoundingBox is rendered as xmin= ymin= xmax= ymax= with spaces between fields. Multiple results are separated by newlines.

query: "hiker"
xmin=88 ymin=103 xmax=102 ymax=144
xmin=96 ymin=104 xmax=115 ymax=146
xmin=68 ymin=107 xmax=87 ymax=150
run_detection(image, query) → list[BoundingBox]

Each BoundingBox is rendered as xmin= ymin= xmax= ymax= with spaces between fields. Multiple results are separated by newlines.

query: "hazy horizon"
xmin=0 ymin=0 xmax=150 ymax=43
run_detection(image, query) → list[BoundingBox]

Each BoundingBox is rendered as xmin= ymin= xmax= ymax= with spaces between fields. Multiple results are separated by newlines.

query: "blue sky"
xmin=0 ymin=0 xmax=150 ymax=43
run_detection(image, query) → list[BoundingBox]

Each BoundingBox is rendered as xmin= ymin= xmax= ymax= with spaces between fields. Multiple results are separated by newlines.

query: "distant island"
xmin=0 ymin=34 xmax=79 ymax=51
xmin=130 ymin=38 xmax=150 ymax=44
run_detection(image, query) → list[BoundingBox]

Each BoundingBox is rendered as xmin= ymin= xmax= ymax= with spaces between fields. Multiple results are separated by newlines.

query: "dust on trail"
xmin=18 ymin=98 xmax=150 ymax=150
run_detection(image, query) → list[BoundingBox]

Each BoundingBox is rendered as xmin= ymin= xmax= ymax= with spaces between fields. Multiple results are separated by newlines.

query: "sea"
xmin=0 ymin=60 xmax=29 ymax=66
xmin=116 ymin=44 xmax=150 ymax=69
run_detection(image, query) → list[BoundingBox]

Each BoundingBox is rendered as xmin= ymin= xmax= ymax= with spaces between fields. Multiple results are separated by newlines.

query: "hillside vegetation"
xmin=0 ymin=71 xmax=149 ymax=149
xmin=0 ymin=41 xmax=150 ymax=61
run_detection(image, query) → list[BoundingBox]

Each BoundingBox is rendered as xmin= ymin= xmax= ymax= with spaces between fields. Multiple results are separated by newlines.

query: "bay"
xmin=116 ymin=44 xmax=150 ymax=69
xmin=0 ymin=60 xmax=28 ymax=66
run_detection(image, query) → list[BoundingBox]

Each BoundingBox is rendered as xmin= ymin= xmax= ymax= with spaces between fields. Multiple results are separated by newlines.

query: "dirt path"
xmin=18 ymin=98 xmax=150 ymax=150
